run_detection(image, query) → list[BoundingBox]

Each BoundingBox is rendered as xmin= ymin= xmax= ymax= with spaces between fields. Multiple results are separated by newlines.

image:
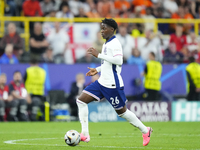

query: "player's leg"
xmin=76 ymin=80 xmax=104 ymax=143
xmin=116 ymin=105 xmax=152 ymax=146
xmin=0 ymin=100 xmax=5 ymax=121
xmin=76 ymin=93 xmax=95 ymax=142
xmin=104 ymin=87 xmax=152 ymax=146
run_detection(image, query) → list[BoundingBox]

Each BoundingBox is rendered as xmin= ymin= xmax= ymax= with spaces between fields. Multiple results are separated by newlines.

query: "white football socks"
xmin=119 ymin=109 xmax=148 ymax=134
xmin=76 ymin=99 xmax=89 ymax=136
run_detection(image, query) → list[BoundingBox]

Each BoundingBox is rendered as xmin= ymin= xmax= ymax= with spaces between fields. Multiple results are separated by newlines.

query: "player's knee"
xmin=76 ymin=99 xmax=87 ymax=106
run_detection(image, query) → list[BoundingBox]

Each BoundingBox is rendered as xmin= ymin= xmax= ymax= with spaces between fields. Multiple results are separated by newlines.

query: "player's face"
xmin=100 ymin=23 xmax=113 ymax=39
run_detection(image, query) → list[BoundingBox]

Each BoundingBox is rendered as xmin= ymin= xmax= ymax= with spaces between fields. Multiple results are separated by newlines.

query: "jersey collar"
xmin=105 ymin=35 xmax=116 ymax=44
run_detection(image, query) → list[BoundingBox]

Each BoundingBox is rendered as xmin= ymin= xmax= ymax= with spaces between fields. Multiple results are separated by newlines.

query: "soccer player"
xmin=76 ymin=18 xmax=153 ymax=146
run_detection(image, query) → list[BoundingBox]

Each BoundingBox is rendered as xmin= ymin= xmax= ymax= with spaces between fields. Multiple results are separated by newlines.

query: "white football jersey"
xmin=98 ymin=36 xmax=124 ymax=88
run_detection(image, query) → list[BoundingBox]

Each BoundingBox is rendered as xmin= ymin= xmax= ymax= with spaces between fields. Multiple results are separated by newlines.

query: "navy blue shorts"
xmin=83 ymin=80 xmax=127 ymax=110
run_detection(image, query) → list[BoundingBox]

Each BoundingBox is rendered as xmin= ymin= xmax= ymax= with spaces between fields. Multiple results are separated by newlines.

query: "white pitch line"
xmin=1 ymin=132 xmax=200 ymax=137
xmin=3 ymin=138 xmax=200 ymax=150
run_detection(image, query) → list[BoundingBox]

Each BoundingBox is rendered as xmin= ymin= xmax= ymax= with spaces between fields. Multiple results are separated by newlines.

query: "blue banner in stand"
xmin=88 ymin=101 xmax=125 ymax=122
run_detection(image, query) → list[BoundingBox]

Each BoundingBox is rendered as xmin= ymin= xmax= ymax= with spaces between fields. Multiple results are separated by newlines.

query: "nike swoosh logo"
xmin=148 ymin=128 xmax=151 ymax=137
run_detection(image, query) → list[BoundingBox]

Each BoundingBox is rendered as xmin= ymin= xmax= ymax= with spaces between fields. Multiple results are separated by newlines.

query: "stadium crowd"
xmin=0 ymin=0 xmax=200 ymax=64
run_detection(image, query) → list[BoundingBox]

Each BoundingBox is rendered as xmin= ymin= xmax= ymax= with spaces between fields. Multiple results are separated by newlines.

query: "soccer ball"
xmin=64 ymin=130 xmax=81 ymax=146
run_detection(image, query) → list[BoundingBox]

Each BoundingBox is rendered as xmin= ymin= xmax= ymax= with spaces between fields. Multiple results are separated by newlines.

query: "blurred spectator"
xmin=171 ymin=6 xmax=184 ymax=19
xmin=30 ymin=22 xmax=49 ymax=61
xmin=130 ymin=6 xmax=144 ymax=34
xmin=93 ymin=31 xmax=104 ymax=53
xmin=24 ymin=57 xmax=46 ymax=121
xmin=86 ymin=1 xmax=100 ymax=18
xmin=9 ymin=71 xmax=30 ymax=121
xmin=75 ymin=7 xmax=88 ymax=18
xmin=127 ymin=48 xmax=145 ymax=65
xmin=116 ymin=26 xmax=135 ymax=62
xmin=68 ymin=0 xmax=81 ymax=16
xmin=171 ymin=6 xmax=193 ymax=33
xmin=177 ymin=0 xmax=190 ymax=8
xmin=187 ymin=32 xmax=199 ymax=53
xmin=47 ymin=22 xmax=69 ymax=64
xmin=163 ymin=0 xmax=178 ymax=18
xmin=0 ymin=23 xmax=23 ymax=58
xmin=132 ymin=0 xmax=153 ymax=15
xmin=0 ymin=44 xmax=19 ymax=64
xmin=169 ymin=24 xmax=187 ymax=53
xmin=142 ymin=7 xmax=155 ymax=31
xmin=40 ymin=0 xmax=56 ymax=16
xmin=114 ymin=0 xmax=131 ymax=15
xmin=56 ymin=2 xmax=74 ymax=18
xmin=97 ymin=0 xmax=114 ymax=17
xmin=67 ymin=73 xmax=85 ymax=120
xmin=6 ymin=0 xmax=17 ymax=16
xmin=0 ymin=74 xmax=9 ymax=121
xmin=76 ymin=52 xmax=101 ymax=63
xmin=23 ymin=0 xmax=43 ymax=16
xmin=42 ymin=9 xmax=57 ymax=36
xmin=163 ymin=42 xmax=184 ymax=64
xmin=186 ymin=56 xmax=200 ymax=101
xmin=195 ymin=5 xmax=200 ymax=18
xmin=143 ymin=52 xmax=162 ymax=101
xmin=0 ymin=73 xmax=18 ymax=121
xmin=191 ymin=0 xmax=200 ymax=18
xmin=86 ymin=74 xmax=100 ymax=86
xmin=187 ymin=32 xmax=200 ymax=63
xmin=154 ymin=7 xmax=170 ymax=34
xmin=43 ymin=46 xmax=54 ymax=63
xmin=137 ymin=30 xmax=163 ymax=62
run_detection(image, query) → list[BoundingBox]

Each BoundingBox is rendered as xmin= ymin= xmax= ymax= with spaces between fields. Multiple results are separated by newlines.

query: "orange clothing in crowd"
xmin=171 ymin=13 xmax=194 ymax=31
xmin=86 ymin=11 xmax=100 ymax=18
xmin=132 ymin=0 xmax=152 ymax=14
xmin=97 ymin=1 xmax=114 ymax=18
xmin=23 ymin=0 xmax=43 ymax=16
xmin=114 ymin=0 xmax=130 ymax=12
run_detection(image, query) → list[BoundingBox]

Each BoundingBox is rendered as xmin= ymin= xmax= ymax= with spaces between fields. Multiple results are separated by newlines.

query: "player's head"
xmin=101 ymin=18 xmax=118 ymax=39
xmin=149 ymin=52 xmax=156 ymax=60
xmin=13 ymin=71 xmax=22 ymax=84
xmin=189 ymin=56 xmax=195 ymax=63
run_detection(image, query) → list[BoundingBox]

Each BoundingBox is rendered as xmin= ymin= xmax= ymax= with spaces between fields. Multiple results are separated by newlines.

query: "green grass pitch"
xmin=0 ymin=121 xmax=199 ymax=150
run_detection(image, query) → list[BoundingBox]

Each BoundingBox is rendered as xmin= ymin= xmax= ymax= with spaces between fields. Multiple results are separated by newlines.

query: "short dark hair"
xmin=101 ymin=18 xmax=118 ymax=31
xmin=177 ymin=23 xmax=183 ymax=27
xmin=30 ymin=56 xmax=39 ymax=64
xmin=189 ymin=56 xmax=195 ymax=63
xmin=13 ymin=70 xmax=21 ymax=75
xmin=150 ymin=52 xmax=156 ymax=58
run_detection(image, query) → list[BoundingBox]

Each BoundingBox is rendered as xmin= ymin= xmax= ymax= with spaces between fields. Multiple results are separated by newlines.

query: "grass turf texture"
xmin=0 ymin=122 xmax=199 ymax=150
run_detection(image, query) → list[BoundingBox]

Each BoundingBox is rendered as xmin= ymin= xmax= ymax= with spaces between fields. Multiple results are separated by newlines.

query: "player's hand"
xmin=86 ymin=67 xmax=98 ymax=76
xmin=87 ymin=47 xmax=99 ymax=58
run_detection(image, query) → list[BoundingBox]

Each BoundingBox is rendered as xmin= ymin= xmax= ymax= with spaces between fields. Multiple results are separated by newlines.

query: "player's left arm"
xmin=87 ymin=47 xmax=123 ymax=65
